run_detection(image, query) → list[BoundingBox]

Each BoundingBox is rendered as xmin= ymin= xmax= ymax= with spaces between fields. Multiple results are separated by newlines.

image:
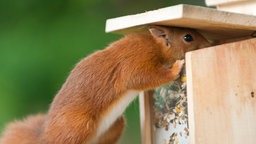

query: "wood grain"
xmin=206 ymin=0 xmax=256 ymax=16
xmin=186 ymin=38 xmax=256 ymax=144
xmin=205 ymin=0 xmax=248 ymax=6
xmin=139 ymin=91 xmax=154 ymax=144
xmin=105 ymin=4 xmax=256 ymax=41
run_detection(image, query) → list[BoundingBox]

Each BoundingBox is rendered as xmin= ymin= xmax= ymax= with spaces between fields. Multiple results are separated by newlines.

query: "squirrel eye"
xmin=183 ymin=34 xmax=193 ymax=42
xmin=159 ymin=34 xmax=167 ymax=38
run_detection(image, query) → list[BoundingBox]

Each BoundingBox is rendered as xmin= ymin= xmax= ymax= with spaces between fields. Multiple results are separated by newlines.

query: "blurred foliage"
xmin=0 ymin=0 xmax=205 ymax=143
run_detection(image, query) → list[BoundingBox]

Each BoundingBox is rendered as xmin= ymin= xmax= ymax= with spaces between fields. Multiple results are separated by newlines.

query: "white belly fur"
xmin=96 ymin=90 xmax=140 ymax=141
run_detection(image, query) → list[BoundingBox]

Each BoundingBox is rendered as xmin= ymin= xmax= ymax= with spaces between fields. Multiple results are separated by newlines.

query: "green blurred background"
xmin=0 ymin=0 xmax=205 ymax=143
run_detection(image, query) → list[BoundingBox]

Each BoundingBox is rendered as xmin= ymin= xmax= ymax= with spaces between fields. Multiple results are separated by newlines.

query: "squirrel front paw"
xmin=170 ymin=59 xmax=185 ymax=80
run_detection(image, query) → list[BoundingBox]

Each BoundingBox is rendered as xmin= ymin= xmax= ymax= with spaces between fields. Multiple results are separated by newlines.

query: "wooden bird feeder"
xmin=106 ymin=1 xmax=256 ymax=144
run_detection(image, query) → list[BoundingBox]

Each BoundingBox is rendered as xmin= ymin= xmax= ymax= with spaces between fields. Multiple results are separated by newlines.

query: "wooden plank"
xmin=206 ymin=0 xmax=256 ymax=16
xmin=186 ymin=38 xmax=256 ymax=144
xmin=205 ymin=0 xmax=248 ymax=6
xmin=105 ymin=4 xmax=256 ymax=41
xmin=139 ymin=91 xmax=154 ymax=144
xmin=217 ymin=1 xmax=256 ymax=16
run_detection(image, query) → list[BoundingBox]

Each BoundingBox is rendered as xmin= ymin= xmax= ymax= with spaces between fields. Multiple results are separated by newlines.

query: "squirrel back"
xmin=0 ymin=26 xmax=210 ymax=144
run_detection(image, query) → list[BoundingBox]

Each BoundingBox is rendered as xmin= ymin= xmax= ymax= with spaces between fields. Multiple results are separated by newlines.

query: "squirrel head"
xmin=149 ymin=25 xmax=211 ymax=66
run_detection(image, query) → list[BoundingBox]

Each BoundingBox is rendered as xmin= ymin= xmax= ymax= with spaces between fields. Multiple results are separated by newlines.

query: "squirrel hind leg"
xmin=0 ymin=114 xmax=45 ymax=144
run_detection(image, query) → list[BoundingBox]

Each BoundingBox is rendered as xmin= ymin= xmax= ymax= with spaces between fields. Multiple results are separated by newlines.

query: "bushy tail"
xmin=0 ymin=114 xmax=45 ymax=144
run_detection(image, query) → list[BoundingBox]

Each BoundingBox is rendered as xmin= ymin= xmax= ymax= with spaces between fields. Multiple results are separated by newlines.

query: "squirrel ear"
xmin=149 ymin=26 xmax=166 ymax=38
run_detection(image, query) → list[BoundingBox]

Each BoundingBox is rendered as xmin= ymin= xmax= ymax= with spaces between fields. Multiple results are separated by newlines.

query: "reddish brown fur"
xmin=97 ymin=116 xmax=125 ymax=144
xmin=0 ymin=26 xmax=210 ymax=144
xmin=0 ymin=114 xmax=45 ymax=144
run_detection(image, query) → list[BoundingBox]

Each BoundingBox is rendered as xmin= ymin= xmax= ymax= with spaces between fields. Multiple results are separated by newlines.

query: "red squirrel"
xmin=0 ymin=26 xmax=210 ymax=144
